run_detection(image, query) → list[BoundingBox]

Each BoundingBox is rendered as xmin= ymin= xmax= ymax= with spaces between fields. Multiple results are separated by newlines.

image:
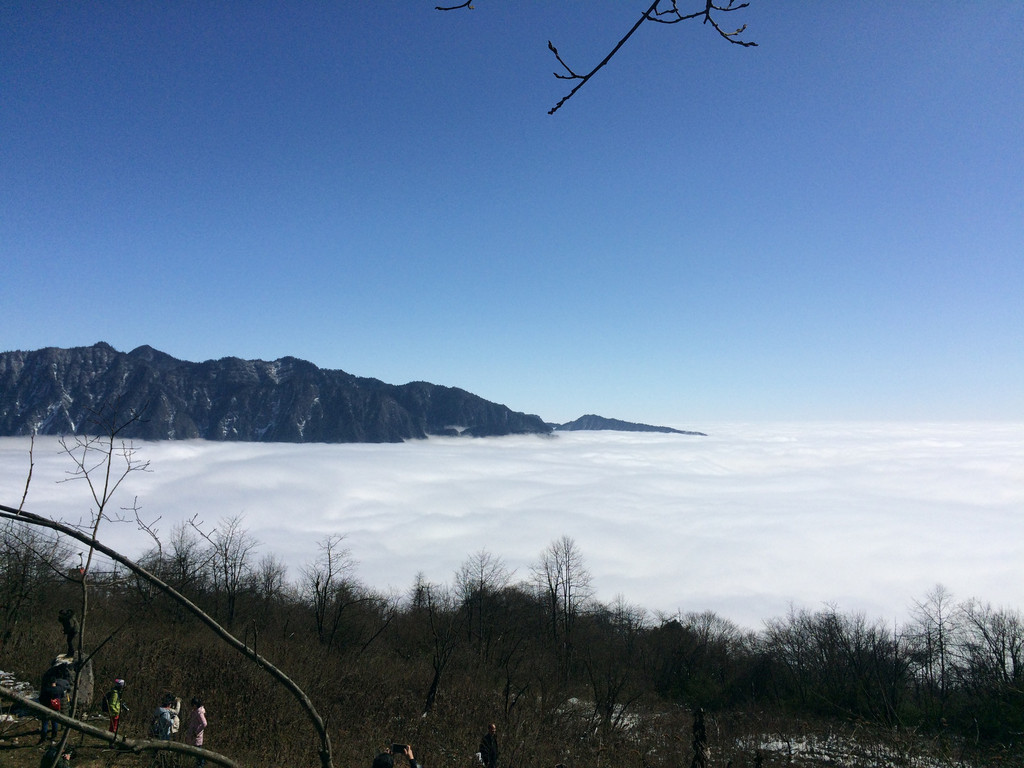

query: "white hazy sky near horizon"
xmin=3 ymin=423 xmax=1021 ymax=630
xmin=2 ymin=2 xmax=1023 ymax=426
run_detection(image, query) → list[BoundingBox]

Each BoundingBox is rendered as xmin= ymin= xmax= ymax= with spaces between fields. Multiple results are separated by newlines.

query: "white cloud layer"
xmin=2 ymin=423 xmax=1021 ymax=629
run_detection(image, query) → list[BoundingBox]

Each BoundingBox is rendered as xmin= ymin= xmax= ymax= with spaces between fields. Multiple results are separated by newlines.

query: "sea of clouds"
xmin=2 ymin=422 xmax=1021 ymax=629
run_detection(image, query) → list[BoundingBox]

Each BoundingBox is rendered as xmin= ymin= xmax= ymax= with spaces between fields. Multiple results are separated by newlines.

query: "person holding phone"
xmin=372 ymin=743 xmax=422 ymax=768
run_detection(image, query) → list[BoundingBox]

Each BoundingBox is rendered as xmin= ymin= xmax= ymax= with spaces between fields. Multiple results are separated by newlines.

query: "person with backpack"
xmin=167 ymin=694 xmax=181 ymax=736
xmin=102 ymin=678 xmax=127 ymax=735
xmin=150 ymin=692 xmax=178 ymax=740
xmin=38 ymin=674 xmax=70 ymax=743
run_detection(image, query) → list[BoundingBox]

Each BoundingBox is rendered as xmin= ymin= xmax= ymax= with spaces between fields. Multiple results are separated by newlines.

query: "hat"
xmin=114 ymin=678 xmax=125 ymax=688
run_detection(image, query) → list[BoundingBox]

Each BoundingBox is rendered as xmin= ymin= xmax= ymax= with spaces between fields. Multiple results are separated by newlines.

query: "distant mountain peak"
xmin=555 ymin=414 xmax=706 ymax=436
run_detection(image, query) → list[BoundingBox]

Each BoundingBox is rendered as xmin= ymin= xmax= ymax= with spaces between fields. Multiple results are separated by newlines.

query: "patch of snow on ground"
xmin=748 ymin=732 xmax=973 ymax=768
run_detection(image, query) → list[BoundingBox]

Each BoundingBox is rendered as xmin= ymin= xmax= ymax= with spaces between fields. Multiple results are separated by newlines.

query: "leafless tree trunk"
xmin=532 ymin=535 xmax=593 ymax=680
xmin=301 ymin=534 xmax=357 ymax=647
xmin=909 ymin=584 xmax=959 ymax=726
xmin=421 ymin=580 xmax=465 ymax=714
xmin=690 ymin=707 xmax=710 ymax=768
xmin=205 ymin=514 xmax=259 ymax=627
xmin=456 ymin=548 xmax=510 ymax=654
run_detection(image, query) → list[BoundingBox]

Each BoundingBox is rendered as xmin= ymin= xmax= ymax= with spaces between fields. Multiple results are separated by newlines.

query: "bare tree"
xmin=166 ymin=520 xmax=212 ymax=593
xmin=56 ymin=404 xmax=151 ymax=664
xmin=25 ymin=404 xmax=153 ymax=765
xmin=957 ymin=600 xmax=1024 ymax=690
xmin=583 ymin=595 xmax=648 ymax=739
xmin=203 ymin=514 xmax=259 ymax=627
xmin=2 ymin=433 xmax=75 ymax=650
xmin=0 ymin=520 xmax=73 ymax=649
xmin=908 ymin=584 xmax=959 ymax=726
xmin=532 ymin=535 xmax=593 ymax=678
xmin=301 ymin=534 xmax=358 ymax=648
xmin=455 ymin=548 xmax=511 ymax=653
xmin=254 ymin=552 xmax=290 ymax=603
xmin=435 ymin=1 xmax=758 ymax=114
xmin=420 ymin=579 xmax=466 ymax=715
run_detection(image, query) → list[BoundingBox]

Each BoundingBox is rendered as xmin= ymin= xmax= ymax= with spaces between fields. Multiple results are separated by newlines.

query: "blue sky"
xmin=3 ymin=2 xmax=1022 ymax=425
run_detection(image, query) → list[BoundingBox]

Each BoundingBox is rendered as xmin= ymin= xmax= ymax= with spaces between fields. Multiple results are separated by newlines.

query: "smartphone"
xmin=392 ymin=744 xmax=408 ymax=755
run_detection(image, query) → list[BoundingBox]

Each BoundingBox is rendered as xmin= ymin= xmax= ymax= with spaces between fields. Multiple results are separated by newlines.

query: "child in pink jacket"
xmin=185 ymin=696 xmax=207 ymax=767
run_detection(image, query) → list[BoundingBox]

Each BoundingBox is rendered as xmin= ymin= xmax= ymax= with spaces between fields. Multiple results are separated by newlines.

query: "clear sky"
xmin=3 ymin=2 xmax=1022 ymax=426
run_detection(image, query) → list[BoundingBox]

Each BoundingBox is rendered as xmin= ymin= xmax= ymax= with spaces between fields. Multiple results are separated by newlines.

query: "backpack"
xmin=101 ymin=692 xmax=110 ymax=714
xmin=150 ymin=708 xmax=172 ymax=739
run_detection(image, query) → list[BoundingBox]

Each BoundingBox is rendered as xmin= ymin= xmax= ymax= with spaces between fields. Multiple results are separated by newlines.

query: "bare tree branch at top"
xmin=436 ymin=0 xmax=757 ymax=114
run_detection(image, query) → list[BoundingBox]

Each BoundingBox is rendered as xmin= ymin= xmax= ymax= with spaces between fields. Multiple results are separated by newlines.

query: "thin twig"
xmin=434 ymin=1 xmax=757 ymax=114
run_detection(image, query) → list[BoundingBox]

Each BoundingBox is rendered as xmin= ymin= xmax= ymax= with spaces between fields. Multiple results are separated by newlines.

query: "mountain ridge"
xmin=0 ymin=343 xmax=704 ymax=442
xmin=0 ymin=343 xmax=549 ymax=443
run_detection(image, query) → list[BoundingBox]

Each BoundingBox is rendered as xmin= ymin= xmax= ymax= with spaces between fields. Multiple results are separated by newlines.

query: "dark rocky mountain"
xmin=0 ymin=343 xmax=550 ymax=443
xmin=555 ymin=414 xmax=706 ymax=436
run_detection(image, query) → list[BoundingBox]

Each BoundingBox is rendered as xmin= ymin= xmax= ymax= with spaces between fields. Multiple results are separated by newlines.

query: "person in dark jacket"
xmin=38 ymin=675 xmax=71 ymax=742
xmin=478 ymin=723 xmax=498 ymax=768
xmin=58 ymin=609 xmax=79 ymax=657
xmin=374 ymin=744 xmax=423 ymax=768
xmin=39 ymin=744 xmax=71 ymax=768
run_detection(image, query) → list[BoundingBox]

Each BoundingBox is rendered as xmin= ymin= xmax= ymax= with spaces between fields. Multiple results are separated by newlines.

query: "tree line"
xmin=3 ymin=518 xmax=1022 ymax=764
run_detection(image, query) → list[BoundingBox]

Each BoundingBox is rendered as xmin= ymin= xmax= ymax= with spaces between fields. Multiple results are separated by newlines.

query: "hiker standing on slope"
xmin=57 ymin=609 xmax=79 ymax=657
xmin=103 ymin=678 xmax=127 ymax=735
xmin=478 ymin=723 xmax=499 ymax=768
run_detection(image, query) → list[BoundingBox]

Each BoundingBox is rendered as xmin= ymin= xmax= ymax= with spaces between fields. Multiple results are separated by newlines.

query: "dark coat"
xmin=42 ymin=678 xmax=71 ymax=710
xmin=479 ymin=732 xmax=499 ymax=768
